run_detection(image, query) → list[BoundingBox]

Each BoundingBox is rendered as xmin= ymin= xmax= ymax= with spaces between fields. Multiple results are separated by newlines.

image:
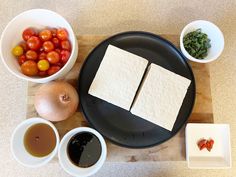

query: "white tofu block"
xmin=131 ymin=63 xmax=191 ymax=131
xmin=89 ymin=45 xmax=148 ymax=110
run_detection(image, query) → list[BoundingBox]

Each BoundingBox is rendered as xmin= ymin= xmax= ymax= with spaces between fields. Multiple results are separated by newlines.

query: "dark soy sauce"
xmin=67 ymin=132 xmax=102 ymax=168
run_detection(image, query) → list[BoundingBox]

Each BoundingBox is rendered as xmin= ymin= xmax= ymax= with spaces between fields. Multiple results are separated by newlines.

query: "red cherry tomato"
xmin=22 ymin=28 xmax=37 ymax=41
xmin=27 ymin=36 xmax=41 ymax=50
xmin=54 ymin=61 xmax=63 ymax=67
xmin=55 ymin=48 xmax=61 ymax=54
xmin=38 ymin=52 xmax=47 ymax=60
xmin=56 ymin=28 xmax=68 ymax=41
xmin=52 ymin=37 xmax=60 ymax=48
xmin=39 ymin=29 xmax=52 ymax=41
xmin=60 ymin=50 xmax=71 ymax=64
xmin=47 ymin=51 xmax=60 ymax=64
xmin=43 ymin=41 xmax=54 ymax=52
xmin=61 ymin=40 xmax=71 ymax=51
xmin=51 ymin=28 xmax=57 ymax=37
xmin=18 ymin=55 xmax=27 ymax=65
xmin=38 ymin=71 xmax=48 ymax=77
xmin=19 ymin=41 xmax=29 ymax=52
xmin=21 ymin=60 xmax=38 ymax=76
xmin=47 ymin=66 xmax=61 ymax=76
xmin=26 ymin=50 xmax=38 ymax=60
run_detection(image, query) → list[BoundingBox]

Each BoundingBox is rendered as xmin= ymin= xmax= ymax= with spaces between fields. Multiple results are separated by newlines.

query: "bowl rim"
xmin=58 ymin=127 xmax=107 ymax=177
xmin=10 ymin=117 xmax=60 ymax=168
xmin=180 ymin=20 xmax=224 ymax=63
xmin=0 ymin=8 xmax=77 ymax=83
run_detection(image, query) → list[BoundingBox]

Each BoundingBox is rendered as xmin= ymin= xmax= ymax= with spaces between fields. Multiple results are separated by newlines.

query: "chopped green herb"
xmin=183 ymin=29 xmax=211 ymax=59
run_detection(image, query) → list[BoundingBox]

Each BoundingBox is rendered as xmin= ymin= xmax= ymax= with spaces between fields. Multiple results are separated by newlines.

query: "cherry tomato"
xmin=47 ymin=66 xmax=61 ymax=76
xmin=51 ymin=28 xmax=57 ymax=37
xmin=27 ymin=36 xmax=41 ymax=50
xmin=38 ymin=52 xmax=47 ymax=60
xmin=19 ymin=41 xmax=28 ymax=52
xmin=47 ymin=51 xmax=60 ymax=64
xmin=18 ymin=55 xmax=27 ymax=65
xmin=56 ymin=28 xmax=68 ymax=41
xmin=43 ymin=41 xmax=54 ymax=52
xmin=26 ymin=50 xmax=38 ymax=60
xmin=37 ymin=59 xmax=50 ymax=71
xmin=60 ymin=50 xmax=71 ymax=64
xmin=52 ymin=37 xmax=60 ymax=48
xmin=39 ymin=29 xmax=52 ymax=41
xmin=61 ymin=40 xmax=71 ymax=51
xmin=21 ymin=60 xmax=38 ymax=76
xmin=12 ymin=45 xmax=24 ymax=57
xmin=38 ymin=71 xmax=48 ymax=77
xmin=55 ymin=48 xmax=61 ymax=54
xmin=54 ymin=61 xmax=63 ymax=67
xmin=39 ymin=46 xmax=44 ymax=52
xmin=22 ymin=28 xmax=37 ymax=41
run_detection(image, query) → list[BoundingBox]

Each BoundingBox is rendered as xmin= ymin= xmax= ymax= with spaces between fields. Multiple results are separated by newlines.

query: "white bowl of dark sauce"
xmin=58 ymin=127 xmax=107 ymax=177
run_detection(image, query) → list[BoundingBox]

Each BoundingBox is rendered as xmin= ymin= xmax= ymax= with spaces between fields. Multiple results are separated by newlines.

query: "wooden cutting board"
xmin=26 ymin=35 xmax=213 ymax=162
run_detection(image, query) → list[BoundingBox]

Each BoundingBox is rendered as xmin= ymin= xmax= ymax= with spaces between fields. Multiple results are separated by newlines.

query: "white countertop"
xmin=0 ymin=1 xmax=235 ymax=176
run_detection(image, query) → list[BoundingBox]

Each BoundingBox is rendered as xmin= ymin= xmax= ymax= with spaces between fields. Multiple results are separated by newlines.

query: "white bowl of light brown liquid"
xmin=11 ymin=117 xmax=60 ymax=167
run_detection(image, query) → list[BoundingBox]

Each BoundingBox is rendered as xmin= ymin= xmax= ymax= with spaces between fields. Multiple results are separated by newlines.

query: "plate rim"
xmin=78 ymin=31 xmax=196 ymax=148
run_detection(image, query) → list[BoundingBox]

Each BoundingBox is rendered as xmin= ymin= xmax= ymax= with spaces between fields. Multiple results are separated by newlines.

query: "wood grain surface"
xmin=26 ymin=35 xmax=213 ymax=162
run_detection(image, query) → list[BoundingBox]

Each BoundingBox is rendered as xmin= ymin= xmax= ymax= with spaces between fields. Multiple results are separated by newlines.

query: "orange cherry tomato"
xmin=26 ymin=50 xmax=38 ymax=60
xmin=21 ymin=60 xmax=38 ymax=76
xmin=43 ymin=41 xmax=54 ymax=52
xmin=47 ymin=51 xmax=60 ymax=64
xmin=61 ymin=40 xmax=71 ymax=51
xmin=56 ymin=28 xmax=68 ymax=41
xmin=39 ymin=29 xmax=52 ymax=41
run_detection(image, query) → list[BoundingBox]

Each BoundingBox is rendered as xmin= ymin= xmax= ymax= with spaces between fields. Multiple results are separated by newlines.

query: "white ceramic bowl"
xmin=11 ymin=117 xmax=60 ymax=168
xmin=180 ymin=20 xmax=224 ymax=63
xmin=58 ymin=127 xmax=107 ymax=177
xmin=0 ymin=9 xmax=78 ymax=83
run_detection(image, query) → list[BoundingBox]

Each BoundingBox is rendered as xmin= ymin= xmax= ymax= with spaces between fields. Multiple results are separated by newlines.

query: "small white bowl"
xmin=58 ymin=127 xmax=107 ymax=177
xmin=186 ymin=123 xmax=231 ymax=169
xmin=11 ymin=117 xmax=60 ymax=168
xmin=180 ymin=20 xmax=224 ymax=63
xmin=0 ymin=9 xmax=78 ymax=83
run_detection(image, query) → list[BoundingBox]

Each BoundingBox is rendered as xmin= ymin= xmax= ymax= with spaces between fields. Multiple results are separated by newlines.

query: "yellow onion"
xmin=34 ymin=81 xmax=79 ymax=122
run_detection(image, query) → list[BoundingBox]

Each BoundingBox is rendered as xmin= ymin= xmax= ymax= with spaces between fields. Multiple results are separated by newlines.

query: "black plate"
xmin=78 ymin=31 xmax=195 ymax=148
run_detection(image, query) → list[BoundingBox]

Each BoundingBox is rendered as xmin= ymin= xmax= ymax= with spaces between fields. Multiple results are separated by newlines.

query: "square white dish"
xmin=185 ymin=123 xmax=231 ymax=169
